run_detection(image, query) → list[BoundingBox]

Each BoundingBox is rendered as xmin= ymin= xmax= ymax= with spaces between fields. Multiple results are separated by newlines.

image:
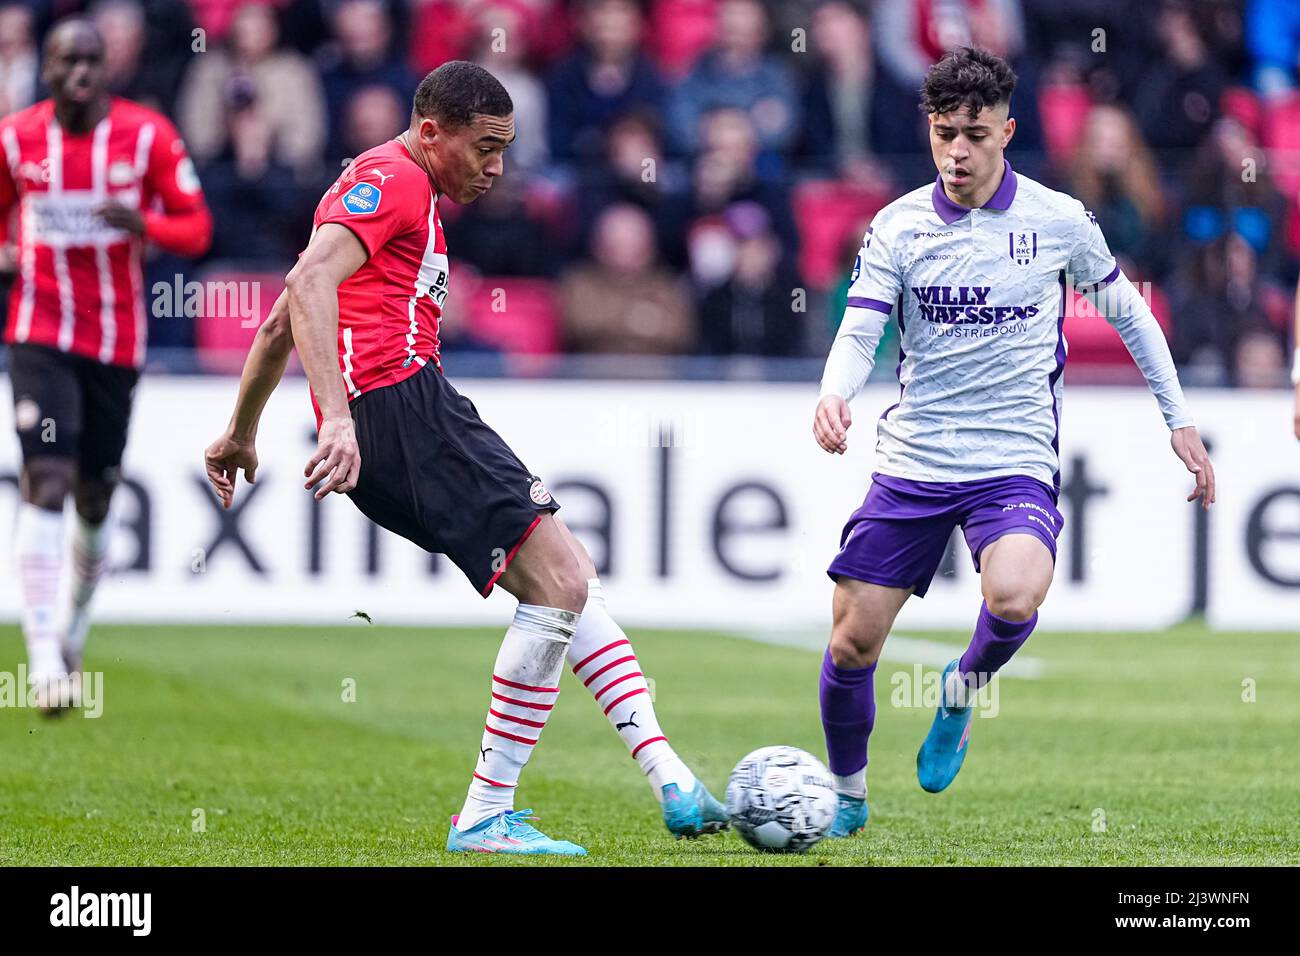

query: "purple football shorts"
xmin=826 ymin=472 xmax=1064 ymax=598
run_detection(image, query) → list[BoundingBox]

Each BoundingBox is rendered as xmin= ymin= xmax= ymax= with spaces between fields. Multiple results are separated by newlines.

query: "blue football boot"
xmin=662 ymin=780 xmax=729 ymax=839
xmin=827 ymin=794 xmax=870 ymax=837
xmin=916 ymin=658 xmax=974 ymax=793
xmin=446 ymin=809 xmax=587 ymax=856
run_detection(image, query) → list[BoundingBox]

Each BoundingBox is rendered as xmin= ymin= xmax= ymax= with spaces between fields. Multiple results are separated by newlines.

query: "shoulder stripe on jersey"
xmin=93 ymin=118 xmax=117 ymax=363
xmin=131 ymin=123 xmax=155 ymax=367
xmin=0 ymin=125 xmax=18 ymax=176
xmin=133 ymin=122 xmax=154 ymax=178
xmin=2 ymin=126 xmax=34 ymax=342
xmin=404 ymin=190 xmax=443 ymax=367
xmin=46 ymin=120 xmax=75 ymax=352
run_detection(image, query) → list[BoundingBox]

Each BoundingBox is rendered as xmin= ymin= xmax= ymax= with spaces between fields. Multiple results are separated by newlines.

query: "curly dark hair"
xmin=919 ymin=46 xmax=1017 ymax=117
xmin=412 ymin=60 xmax=513 ymax=129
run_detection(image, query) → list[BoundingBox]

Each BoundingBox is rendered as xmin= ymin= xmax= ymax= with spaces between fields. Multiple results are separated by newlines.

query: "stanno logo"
xmin=913 ymin=231 xmax=954 ymax=239
xmin=50 ymin=886 xmax=151 ymax=936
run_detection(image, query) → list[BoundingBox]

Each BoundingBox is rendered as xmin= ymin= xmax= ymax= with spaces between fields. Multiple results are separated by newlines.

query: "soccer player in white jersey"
xmin=810 ymin=47 xmax=1216 ymax=837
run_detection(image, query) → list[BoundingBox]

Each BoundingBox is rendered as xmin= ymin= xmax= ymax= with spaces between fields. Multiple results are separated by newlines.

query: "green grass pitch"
xmin=0 ymin=621 xmax=1295 ymax=866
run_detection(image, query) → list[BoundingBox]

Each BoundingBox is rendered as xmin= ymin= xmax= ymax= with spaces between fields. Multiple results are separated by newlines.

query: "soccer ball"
xmin=725 ymin=745 xmax=838 ymax=853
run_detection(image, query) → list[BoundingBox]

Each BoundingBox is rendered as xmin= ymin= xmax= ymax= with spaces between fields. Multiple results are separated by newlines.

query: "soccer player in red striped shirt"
xmin=1 ymin=19 xmax=211 ymax=709
xmin=203 ymin=62 xmax=724 ymax=855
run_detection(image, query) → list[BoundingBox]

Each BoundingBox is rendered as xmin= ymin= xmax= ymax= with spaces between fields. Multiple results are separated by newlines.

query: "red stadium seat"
xmin=1262 ymin=92 xmax=1300 ymax=200
xmin=1062 ymin=279 xmax=1171 ymax=367
xmin=1221 ymin=86 xmax=1264 ymax=142
xmin=648 ymin=0 xmax=719 ymax=78
xmin=1037 ymin=83 xmax=1092 ymax=170
xmin=465 ymin=277 xmax=560 ymax=355
xmin=192 ymin=269 xmax=286 ymax=374
xmin=793 ymin=181 xmax=887 ymax=289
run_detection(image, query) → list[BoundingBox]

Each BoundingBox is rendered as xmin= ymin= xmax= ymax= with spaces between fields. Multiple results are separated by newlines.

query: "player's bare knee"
xmin=21 ymin=460 xmax=74 ymax=510
xmin=828 ymin=627 xmax=878 ymax=669
xmin=985 ymin=590 xmax=1038 ymax=622
xmin=73 ymin=480 xmax=116 ymax=525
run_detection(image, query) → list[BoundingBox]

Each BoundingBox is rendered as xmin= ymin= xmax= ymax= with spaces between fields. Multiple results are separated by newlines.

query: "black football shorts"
xmin=345 ymin=363 xmax=559 ymax=596
xmin=8 ymin=342 xmax=140 ymax=483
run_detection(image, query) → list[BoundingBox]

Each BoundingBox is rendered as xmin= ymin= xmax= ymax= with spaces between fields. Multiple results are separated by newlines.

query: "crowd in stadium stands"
xmin=1 ymin=0 xmax=1299 ymax=384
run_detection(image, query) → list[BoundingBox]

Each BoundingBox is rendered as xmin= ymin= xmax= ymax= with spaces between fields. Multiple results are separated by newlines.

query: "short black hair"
xmin=412 ymin=61 xmax=513 ymax=129
xmin=919 ymin=46 xmax=1016 ymax=118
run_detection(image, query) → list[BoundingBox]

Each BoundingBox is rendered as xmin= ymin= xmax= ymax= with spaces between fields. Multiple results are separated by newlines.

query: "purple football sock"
xmin=958 ymin=601 xmax=1038 ymax=691
xmin=819 ymin=648 xmax=876 ymax=778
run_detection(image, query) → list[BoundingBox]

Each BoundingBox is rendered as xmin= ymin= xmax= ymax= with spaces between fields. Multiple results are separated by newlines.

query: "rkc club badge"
xmin=1009 ymin=230 xmax=1037 ymax=266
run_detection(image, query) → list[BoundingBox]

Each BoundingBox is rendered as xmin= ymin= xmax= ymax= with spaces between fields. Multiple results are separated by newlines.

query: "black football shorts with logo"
xmin=345 ymin=363 xmax=560 ymax=596
xmin=8 ymin=342 xmax=139 ymax=483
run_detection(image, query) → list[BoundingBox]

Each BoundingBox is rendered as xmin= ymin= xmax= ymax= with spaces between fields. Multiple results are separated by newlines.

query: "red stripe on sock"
xmin=592 ymin=670 xmax=643 ymax=701
xmin=491 ymin=692 xmax=554 ymax=711
xmin=603 ymin=686 xmax=649 ymax=716
xmin=631 ymin=735 xmax=668 ymax=758
xmin=485 ymin=724 xmax=539 ymax=746
xmin=493 ymin=674 xmax=560 ymax=694
xmin=571 ymin=638 xmax=630 ymax=674
xmin=582 ymin=655 xmax=637 ymax=687
xmin=488 ymin=707 xmax=546 ymax=729
xmin=472 ymin=772 xmax=517 ymax=788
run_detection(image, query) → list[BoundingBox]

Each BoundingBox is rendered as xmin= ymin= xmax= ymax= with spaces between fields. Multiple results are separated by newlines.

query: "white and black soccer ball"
xmin=725 ymin=745 xmax=838 ymax=853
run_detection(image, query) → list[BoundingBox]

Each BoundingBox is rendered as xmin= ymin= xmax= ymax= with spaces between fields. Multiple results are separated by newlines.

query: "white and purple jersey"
xmin=820 ymin=158 xmax=1192 ymax=491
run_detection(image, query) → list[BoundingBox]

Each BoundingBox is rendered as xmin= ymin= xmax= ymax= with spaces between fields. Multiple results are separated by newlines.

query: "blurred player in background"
xmin=0 ymin=19 xmax=211 ymax=709
xmin=811 ymin=47 xmax=1216 ymax=837
xmin=203 ymin=61 xmax=725 ymax=856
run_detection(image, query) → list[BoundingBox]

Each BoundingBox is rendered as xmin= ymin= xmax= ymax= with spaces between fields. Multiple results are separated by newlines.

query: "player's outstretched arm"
xmin=204 ymin=290 xmax=296 ymax=509
xmin=813 ymin=303 xmax=888 ymax=454
xmin=1081 ymin=271 xmax=1214 ymax=509
xmin=285 ymin=223 xmax=368 ymax=501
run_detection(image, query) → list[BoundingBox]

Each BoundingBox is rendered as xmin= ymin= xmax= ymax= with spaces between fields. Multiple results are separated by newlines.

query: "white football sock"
xmin=456 ymin=604 xmax=577 ymax=830
xmin=834 ymin=770 xmax=867 ymax=800
xmin=15 ymin=502 xmax=67 ymax=679
xmin=63 ymin=513 xmax=111 ymax=665
xmin=568 ymin=579 xmax=695 ymax=802
xmin=943 ymin=666 xmax=978 ymax=709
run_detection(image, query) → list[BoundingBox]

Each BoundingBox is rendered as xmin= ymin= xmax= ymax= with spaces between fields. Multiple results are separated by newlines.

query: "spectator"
xmin=440 ymin=173 xmax=554 ymax=277
xmin=318 ymin=0 xmax=418 ymax=163
xmin=546 ymin=0 xmax=667 ymax=165
xmin=338 ymin=84 xmax=406 ymax=161
xmin=176 ymin=1 xmax=326 ymax=181
xmin=176 ymin=2 xmax=326 ymax=260
xmin=697 ymin=202 xmax=802 ymax=356
xmin=0 ymin=3 xmax=37 ymax=117
xmin=1167 ymin=232 xmax=1290 ymax=383
xmin=577 ymin=110 xmax=692 ymax=267
xmin=1068 ymin=104 xmax=1169 ymax=279
xmin=1179 ymin=116 xmax=1289 ymax=283
xmin=665 ymin=0 xmax=799 ymax=158
xmin=797 ymin=0 xmax=925 ymax=181
xmin=473 ymin=0 xmax=548 ymax=173
xmin=559 ymin=203 xmax=695 ymax=354
xmin=683 ymin=107 xmax=799 ymax=272
xmin=1132 ymin=0 xmax=1229 ymax=154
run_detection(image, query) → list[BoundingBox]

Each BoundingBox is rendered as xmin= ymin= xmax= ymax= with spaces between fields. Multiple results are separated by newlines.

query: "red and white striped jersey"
xmin=308 ymin=137 xmax=447 ymax=422
xmin=0 ymin=97 xmax=210 ymax=368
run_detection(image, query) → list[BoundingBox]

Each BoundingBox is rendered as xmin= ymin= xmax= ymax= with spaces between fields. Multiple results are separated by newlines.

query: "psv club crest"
xmin=1009 ymin=230 xmax=1037 ymax=266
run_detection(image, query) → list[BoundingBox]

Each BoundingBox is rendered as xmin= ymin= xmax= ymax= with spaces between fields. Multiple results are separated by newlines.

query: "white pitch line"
xmin=726 ymin=630 xmax=1046 ymax=678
